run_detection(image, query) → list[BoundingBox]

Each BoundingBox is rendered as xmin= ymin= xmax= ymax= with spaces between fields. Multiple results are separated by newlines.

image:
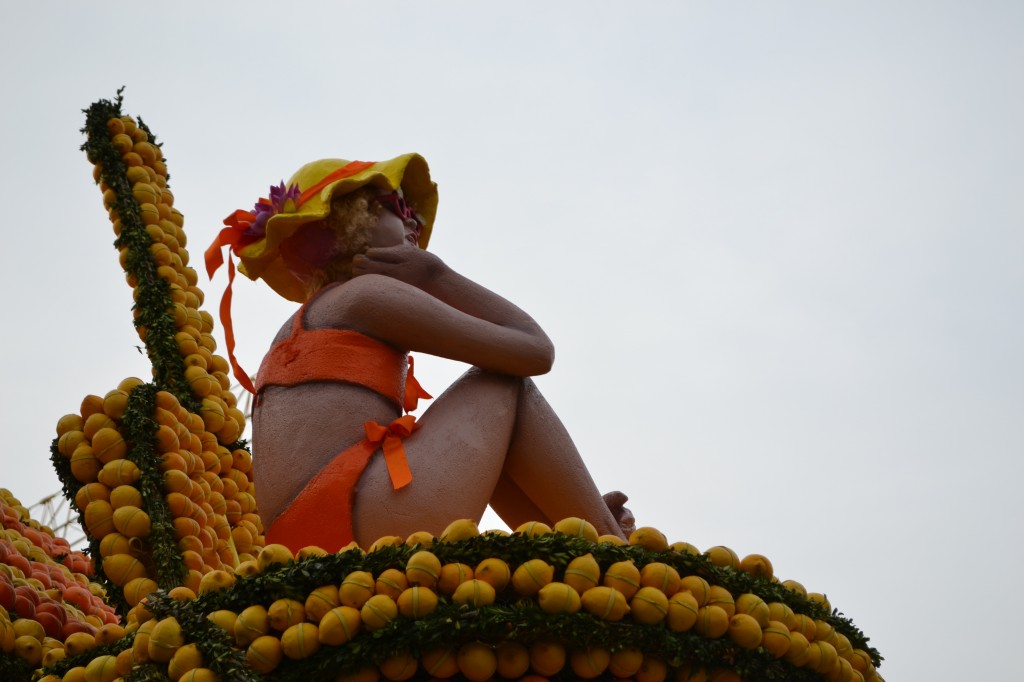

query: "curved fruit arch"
xmin=0 ymin=92 xmax=884 ymax=682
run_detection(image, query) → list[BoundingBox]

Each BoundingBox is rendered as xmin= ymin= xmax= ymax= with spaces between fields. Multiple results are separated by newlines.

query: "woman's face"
xmin=371 ymin=195 xmax=422 ymax=248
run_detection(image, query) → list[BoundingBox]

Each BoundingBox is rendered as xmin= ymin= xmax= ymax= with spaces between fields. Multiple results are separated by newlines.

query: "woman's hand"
xmin=352 ymin=245 xmax=445 ymax=291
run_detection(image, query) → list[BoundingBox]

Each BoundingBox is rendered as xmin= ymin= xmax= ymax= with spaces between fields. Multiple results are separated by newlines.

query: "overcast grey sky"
xmin=1 ymin=3 xmax=1021 ymax=679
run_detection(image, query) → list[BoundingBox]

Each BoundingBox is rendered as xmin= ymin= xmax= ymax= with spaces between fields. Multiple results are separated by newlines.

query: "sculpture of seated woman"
xmin=210 ymin=155 xmax=633 ymax=551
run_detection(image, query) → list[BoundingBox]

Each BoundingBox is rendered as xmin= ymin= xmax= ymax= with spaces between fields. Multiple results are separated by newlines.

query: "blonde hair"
xmin=303 ymin=187 xmax=380 ymax=297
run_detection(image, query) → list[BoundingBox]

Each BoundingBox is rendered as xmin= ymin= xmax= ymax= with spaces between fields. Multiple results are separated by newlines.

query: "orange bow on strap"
xmin=364 ymin=415 xmax=418 ymax=490
xmin=264 ymin=414 xmax=419 ymax=553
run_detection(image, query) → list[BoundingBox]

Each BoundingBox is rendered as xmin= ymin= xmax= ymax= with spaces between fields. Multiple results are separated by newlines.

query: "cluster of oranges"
xmin=0 ymin=489 xmax=120 ymax=670
xmin=54 ymin=380 xmax=264 ymax=610
xmin=97 ymin=115 xmax=247 ymax=445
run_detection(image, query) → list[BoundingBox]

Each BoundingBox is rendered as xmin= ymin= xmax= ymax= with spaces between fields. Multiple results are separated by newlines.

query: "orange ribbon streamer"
xmin=403 ymin=355 xmax=433 ymax=413
xmin=364 ymin=415 xmax=417 ymax=490
xmin=204 ymin=209 xmax=262 ymax=394
xmin=204 ymin=161 xmax=379 ymax=395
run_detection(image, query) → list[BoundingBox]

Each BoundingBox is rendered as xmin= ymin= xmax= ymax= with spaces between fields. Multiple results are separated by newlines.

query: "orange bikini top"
xmin=254 ymin=295 xmax=430 ymax=413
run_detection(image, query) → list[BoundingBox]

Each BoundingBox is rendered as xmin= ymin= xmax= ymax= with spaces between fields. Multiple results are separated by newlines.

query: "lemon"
xmin=281 ymin=622 xmax=319 ymax=660
xmin=602 ymin=560 xmax=641 ymax=599
xmin=317 ymin=606 xmax=361 ymax=646
xmin=511 ymin=558 xmax=554 ymax=596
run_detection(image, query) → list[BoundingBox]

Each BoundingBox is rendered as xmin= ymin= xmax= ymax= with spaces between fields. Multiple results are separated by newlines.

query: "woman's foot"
xmin=603 ymin=491 xmax=636 ymax=535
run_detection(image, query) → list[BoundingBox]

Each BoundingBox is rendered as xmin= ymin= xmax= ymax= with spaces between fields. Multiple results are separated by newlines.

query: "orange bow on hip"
xmin=364 ymin=415 xmax=418 ymax=490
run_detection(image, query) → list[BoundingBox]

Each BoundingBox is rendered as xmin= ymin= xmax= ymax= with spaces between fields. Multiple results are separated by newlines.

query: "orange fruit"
xmin=437 ymin=563 xmax=473 ymax=596
xmin=640 ymin=562 xmax=681 ymax=595
xmin=734 ymin=593 xmax=770 ymax=628
xmin=628 ymin=526 xmax=668 ymax=552
xmin=693 ymin=605 xmax=729 ymax=639
xmin=474 ymin=557 xmax=511 ymax=591
xmin=706 ymin=585 xmax=735 ymax=617
xmin=761 ymin=620 xmax=792 ymax=658
xmin=738 ymin=553 xmax=774 ymax=580
xmin=630 ymin=586 xmax=669 ymax=624
xmin=608 ymin=647 xmax=643 ymax=677
xmin=727 ymin=613 xmax=762 ymax=649
xmin=495 ymin=641 xmax=530 ymax=679
xmin=704 ymin=546 xmax=739 ymax=570
xmin=570 ymin=647 xmax=610 ymax=678
xmin=457 ymin=641 xmax=497 ymax=682
xmin=421 ymin=647 xmax=458 ymax=678
xmin=667 ymin=590 xmax=700 ymax=631
xmin=529 ymin=640 xmax=566 ymax=677
xmin=246 ymin=635 xmax=283 ymax=674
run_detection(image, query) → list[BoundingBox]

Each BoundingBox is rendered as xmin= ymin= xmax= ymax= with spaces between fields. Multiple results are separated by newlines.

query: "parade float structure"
xmin=0 ymin=93 xmax=883 ymax=682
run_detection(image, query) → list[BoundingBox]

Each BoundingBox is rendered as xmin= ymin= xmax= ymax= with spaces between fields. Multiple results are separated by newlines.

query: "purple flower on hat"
xmin=247 ymin=181 xmax=302 ymax=239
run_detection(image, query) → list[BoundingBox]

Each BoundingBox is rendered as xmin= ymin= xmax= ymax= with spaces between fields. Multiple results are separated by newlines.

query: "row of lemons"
xmin=33 ymin=518 xmax=881 ymax=682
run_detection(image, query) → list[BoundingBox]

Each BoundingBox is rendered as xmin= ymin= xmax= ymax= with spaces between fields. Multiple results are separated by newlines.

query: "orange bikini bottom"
xmin=265 ymin=415 xmax=417 ymax=553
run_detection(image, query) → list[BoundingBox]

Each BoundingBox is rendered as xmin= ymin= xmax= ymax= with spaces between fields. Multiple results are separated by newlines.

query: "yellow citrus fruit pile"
xmin=95 ymin=114 xmax=248 ymax=443
xmin=31 ymin=518 xmax=877 ymax=682
xmin=46 ymin=100 xmax=267 ymax=617
xmin=54 ymin=382 xmax=264 ymax=608
xmin=0 ymin=489 xmax=120 ymax=674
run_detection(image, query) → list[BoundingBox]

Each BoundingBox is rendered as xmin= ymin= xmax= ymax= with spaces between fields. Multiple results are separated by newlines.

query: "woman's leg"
xmin=350 ymin=368 xmax=623 ymax=546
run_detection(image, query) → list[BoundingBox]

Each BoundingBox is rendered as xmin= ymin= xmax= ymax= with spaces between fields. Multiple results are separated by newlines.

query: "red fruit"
xmin=15 ymin=584 xmax=41 ymax=606
xmin=37 ymin=601 xmax=68 ymax=624
xmin=63 ymin=585 xmax=93 ymax=611
xmin=61 ymin=619 xmax=98 ymax=639
xmin=0 ymin=579 xmax=15 ymax=610
xmin=7 ymin=553 xmax=31 ymax=576
xmin=31 ymin=570 xmax=53 ymax=589
xmin=36 ymin=611 xmax=64 ymax=639
xmin=13 ymin=594 xmax=36 ymax=619
xmin=47 ymin=566 xmax=68 ymax=586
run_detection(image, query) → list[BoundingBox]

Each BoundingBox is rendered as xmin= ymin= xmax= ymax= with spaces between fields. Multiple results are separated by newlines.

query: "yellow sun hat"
xmin=205 ymin=153 xmax=438 ymax=393
xmin=207 ymin=153 xmax=438 ymax=303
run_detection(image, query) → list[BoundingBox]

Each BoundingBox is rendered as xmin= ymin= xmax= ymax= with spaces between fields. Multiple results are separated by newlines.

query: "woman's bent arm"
xmin=321 ymin=272 xmax=554 ymax=377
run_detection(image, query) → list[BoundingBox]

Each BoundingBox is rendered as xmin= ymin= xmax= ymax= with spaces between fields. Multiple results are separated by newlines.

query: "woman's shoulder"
xmin=305 ymin=275 xmax=412 ymax=330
